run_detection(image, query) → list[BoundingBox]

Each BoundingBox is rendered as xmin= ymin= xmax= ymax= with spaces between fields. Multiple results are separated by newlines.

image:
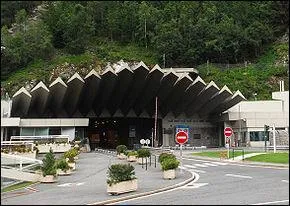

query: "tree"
xmin=1 ymin=9 xmax=54 ymax=79
xmin=43 ymin=2 xmax=95 ymax=54
xmin=41 ymin=148 xmax=57 ymax=177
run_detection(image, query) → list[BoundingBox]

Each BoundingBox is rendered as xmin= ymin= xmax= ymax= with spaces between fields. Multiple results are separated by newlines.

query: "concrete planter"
xmin=37 ymin=144 xmax=71 ymax=153
xmin=107 ymin=179 xmax=137 ymax=195
xmin=68 ymin=162 xmax=76 ymax=170
xmin=127 ymin=156 xmax=137 ymax=162
xmin=41 ymin=175 xmax=56 ymax=183
xmin=57 ymin=169 xmax=72 ymax=176
xmin=137 ymin=157 xmax=150 ymax=165
xmin=163 ymin=169 xmax=176 ymax=179
xmin=117 ymin=153 xmax=127 ymax=160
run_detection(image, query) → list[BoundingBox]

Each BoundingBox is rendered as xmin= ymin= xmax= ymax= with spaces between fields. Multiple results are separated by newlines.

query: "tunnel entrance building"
xmin=2 ymin=61 xmax=246 ymax=148
xmin=87 ymin=117 xmax=162 ymax=150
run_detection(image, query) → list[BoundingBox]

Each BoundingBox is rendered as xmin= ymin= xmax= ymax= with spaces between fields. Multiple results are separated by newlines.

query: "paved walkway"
xmin=233 ymin=152 xmax=266 ymax=161
xmin=1 ymin=152 xmax=193 ymax=205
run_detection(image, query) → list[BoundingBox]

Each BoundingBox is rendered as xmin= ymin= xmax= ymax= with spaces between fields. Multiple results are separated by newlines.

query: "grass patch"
xmin=1 ymin=181 xmax=34 ymax=193
xmin=245 ymin=152 xmax=289 ymax=164
xmin=191 ymin=151 xmax=254 ymax=159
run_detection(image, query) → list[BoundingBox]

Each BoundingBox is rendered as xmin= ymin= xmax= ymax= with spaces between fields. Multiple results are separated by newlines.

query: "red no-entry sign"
xmin=176 ymin=131 xmax=188 ymax=144
xmin=224 ymin=127 xmax=233 ymax=137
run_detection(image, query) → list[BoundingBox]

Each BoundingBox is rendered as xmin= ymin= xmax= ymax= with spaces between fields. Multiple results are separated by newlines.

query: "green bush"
xmin=41 ymin=148 xmax=57 ymax=176
xmin=116 ymin=145 xmax=127 ymax=155
xmin=55 ymin=158 xmax=71 ymax=172
xmin=161 ymin=157 xmax=180 ymax=171
xmin=107 ymin=163 xmax=136 ymax=186
xmin=137 ymin=148 xmax=151 ymax=158
xmin=158 ymin=153 xmax=176 ymax=163
xmin=63 ymin=148 xmax=78 ymax=163
xmin=127 ymin=151 xmax=138 ymax=157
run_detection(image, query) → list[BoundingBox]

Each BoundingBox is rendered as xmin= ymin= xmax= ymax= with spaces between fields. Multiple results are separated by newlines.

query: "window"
xmin=250 ymin=131 xmax=265 ymax=141
xmin=49 ymin=127 xmax=61 ymax=135
xmin=193 ymin=134 xmax=201 ymax=139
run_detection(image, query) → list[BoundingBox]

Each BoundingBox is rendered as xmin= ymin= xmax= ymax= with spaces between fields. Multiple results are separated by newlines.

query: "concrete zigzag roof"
xmin=10 ymin=62 xmax=246 ymax=118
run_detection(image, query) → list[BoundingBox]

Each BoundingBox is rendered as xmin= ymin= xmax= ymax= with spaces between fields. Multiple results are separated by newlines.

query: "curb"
xmin=183 ymin=155 xmax=289 ymax=168
xmin=87 ymin=169 xmax=195 ymax=205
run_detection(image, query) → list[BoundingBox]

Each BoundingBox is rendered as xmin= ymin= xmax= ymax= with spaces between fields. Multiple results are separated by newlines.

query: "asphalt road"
xmin=111 ymin=158 xmax=289 ymax=205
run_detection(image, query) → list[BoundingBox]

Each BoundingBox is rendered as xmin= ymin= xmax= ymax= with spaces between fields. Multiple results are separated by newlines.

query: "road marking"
xmin=212 ymin=162 xmax=228 ymax=165
xmin=225 ymin=174 xmax=253 ymax=179
xmin=194 ymin=163 xmax=208 ymax=168
xmin=25 ymin=187 xmax=39 ymax=192
xmin=184 ymin=164 xmax=197 ymax=169
xmin=281 ymin=180 xmax=289 ymax=183
xmin=76 ymin=182 xmax=85 ymax=186
xmin=57 ymin=183 xmax=73 ymax=187
xmin=251 ymin=199 xmax=289 ymax=205
xmin=180 ymin=183 xmax=208 ymax=189
xmin=203 ymin=162 xmax=218 ymax=166
xmin=188 ymin=169 xmax=206 ymax=173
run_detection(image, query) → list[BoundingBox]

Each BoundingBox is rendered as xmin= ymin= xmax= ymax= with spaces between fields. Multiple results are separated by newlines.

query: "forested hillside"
xmin=1 ymin=1 xmax=289 ymax=100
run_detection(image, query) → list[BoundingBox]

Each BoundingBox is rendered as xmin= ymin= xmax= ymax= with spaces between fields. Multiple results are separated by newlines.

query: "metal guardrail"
xmin=232 ymin=148 xmax=245 ymax=160
xmin=1 ymin=153 xmax=43 ymax=183
xmin=11 ymin=135 xmax=69 ymax=142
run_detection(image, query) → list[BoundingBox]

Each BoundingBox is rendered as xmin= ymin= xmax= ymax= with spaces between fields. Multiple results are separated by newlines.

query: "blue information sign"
xmin=175 ymin=125 xmax=189 ymax=137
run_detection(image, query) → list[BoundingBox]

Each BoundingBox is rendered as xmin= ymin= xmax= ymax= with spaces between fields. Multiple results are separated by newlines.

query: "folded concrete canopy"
xmin=10 ymin=61 xmax=246 ymax=118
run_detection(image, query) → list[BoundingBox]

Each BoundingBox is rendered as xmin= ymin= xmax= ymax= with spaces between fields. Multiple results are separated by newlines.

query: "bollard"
xmin=154 ymin=155 xmax=156 ymax=168
xmin=150 ymin=155 xmax=151 ymax=166
xmin=242 ymin=149 xmax=244 ymax=161
xmin=146 ymin=158 xmax=147 ymax=170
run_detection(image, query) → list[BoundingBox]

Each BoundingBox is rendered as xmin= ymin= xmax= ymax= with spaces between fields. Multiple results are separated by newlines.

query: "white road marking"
xmin=180 ymin=183 xmax=208 ymax=189
xmin=225 ymin=174 xmax=253 ymax=179
xmin=251 ymin=199 xmax=289 ymax=205
xmin=189 ymin=169 xmax=206 ymax=173
xmin=25 ymin=187 xmax=39 ymax=192
xmin=212 ymin=162 xmax=228 ymax=165
xmin=203 ymin=162 xmax=218 ymax=166
xmin=76 ymin=182 xmax=85 ymax=186
xmin=281 ymin=180 xmax=289 ymax=183
xmin=194 ymin=163 xmax=208 ymax=168
xmin=57 ymin=183 xmax=73 ymax=187
xmin=184 ymin=164 xmax=197 ymax=169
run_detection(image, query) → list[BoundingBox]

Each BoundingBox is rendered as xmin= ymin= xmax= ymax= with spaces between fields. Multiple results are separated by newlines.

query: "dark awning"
xmin=10 ymin=61 xmax=246 ymax=118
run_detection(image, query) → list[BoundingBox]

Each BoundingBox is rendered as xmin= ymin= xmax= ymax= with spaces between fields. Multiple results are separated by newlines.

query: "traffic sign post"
xmin=176 ymin=131 xmax=189 ymax=174
xmin=224 ymin=127 xmax=233 ymax=159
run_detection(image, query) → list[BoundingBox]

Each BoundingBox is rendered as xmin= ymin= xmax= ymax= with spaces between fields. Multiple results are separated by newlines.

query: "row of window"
xmin=168 ymin=119 xmax=210 ymax=123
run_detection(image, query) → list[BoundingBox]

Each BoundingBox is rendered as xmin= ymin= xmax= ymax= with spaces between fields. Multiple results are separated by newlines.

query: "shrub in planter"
xmin=158 ymin=153 xmax=176 ymax=163
xmin=161 ymin=156 xmax=180 ymax=180
xmin=41 ymin=148 xmax=57 ymax=183
xmin=63 ymin=149 xmax=76 ymax=170
xmin=56 ymin=158 xmax=72 ymax=175
xmin=127 ymin=151 xmax=138 ymax=162
xmin=116 ymin=145 xmax=127 ymax=159
xmin=116 ymin=145 xmax=127 ymax=155
xmin=137 ymin=148 xmax=150 ymax=158
xmin=107 ymin=163 xmax=137 ymax=195
xmin=137 ymin=148 xmax=151 ymax=165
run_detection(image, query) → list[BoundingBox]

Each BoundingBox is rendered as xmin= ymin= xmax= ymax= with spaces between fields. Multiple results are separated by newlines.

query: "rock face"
xmin=269 ymin=130 xmax=289 ymax=146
